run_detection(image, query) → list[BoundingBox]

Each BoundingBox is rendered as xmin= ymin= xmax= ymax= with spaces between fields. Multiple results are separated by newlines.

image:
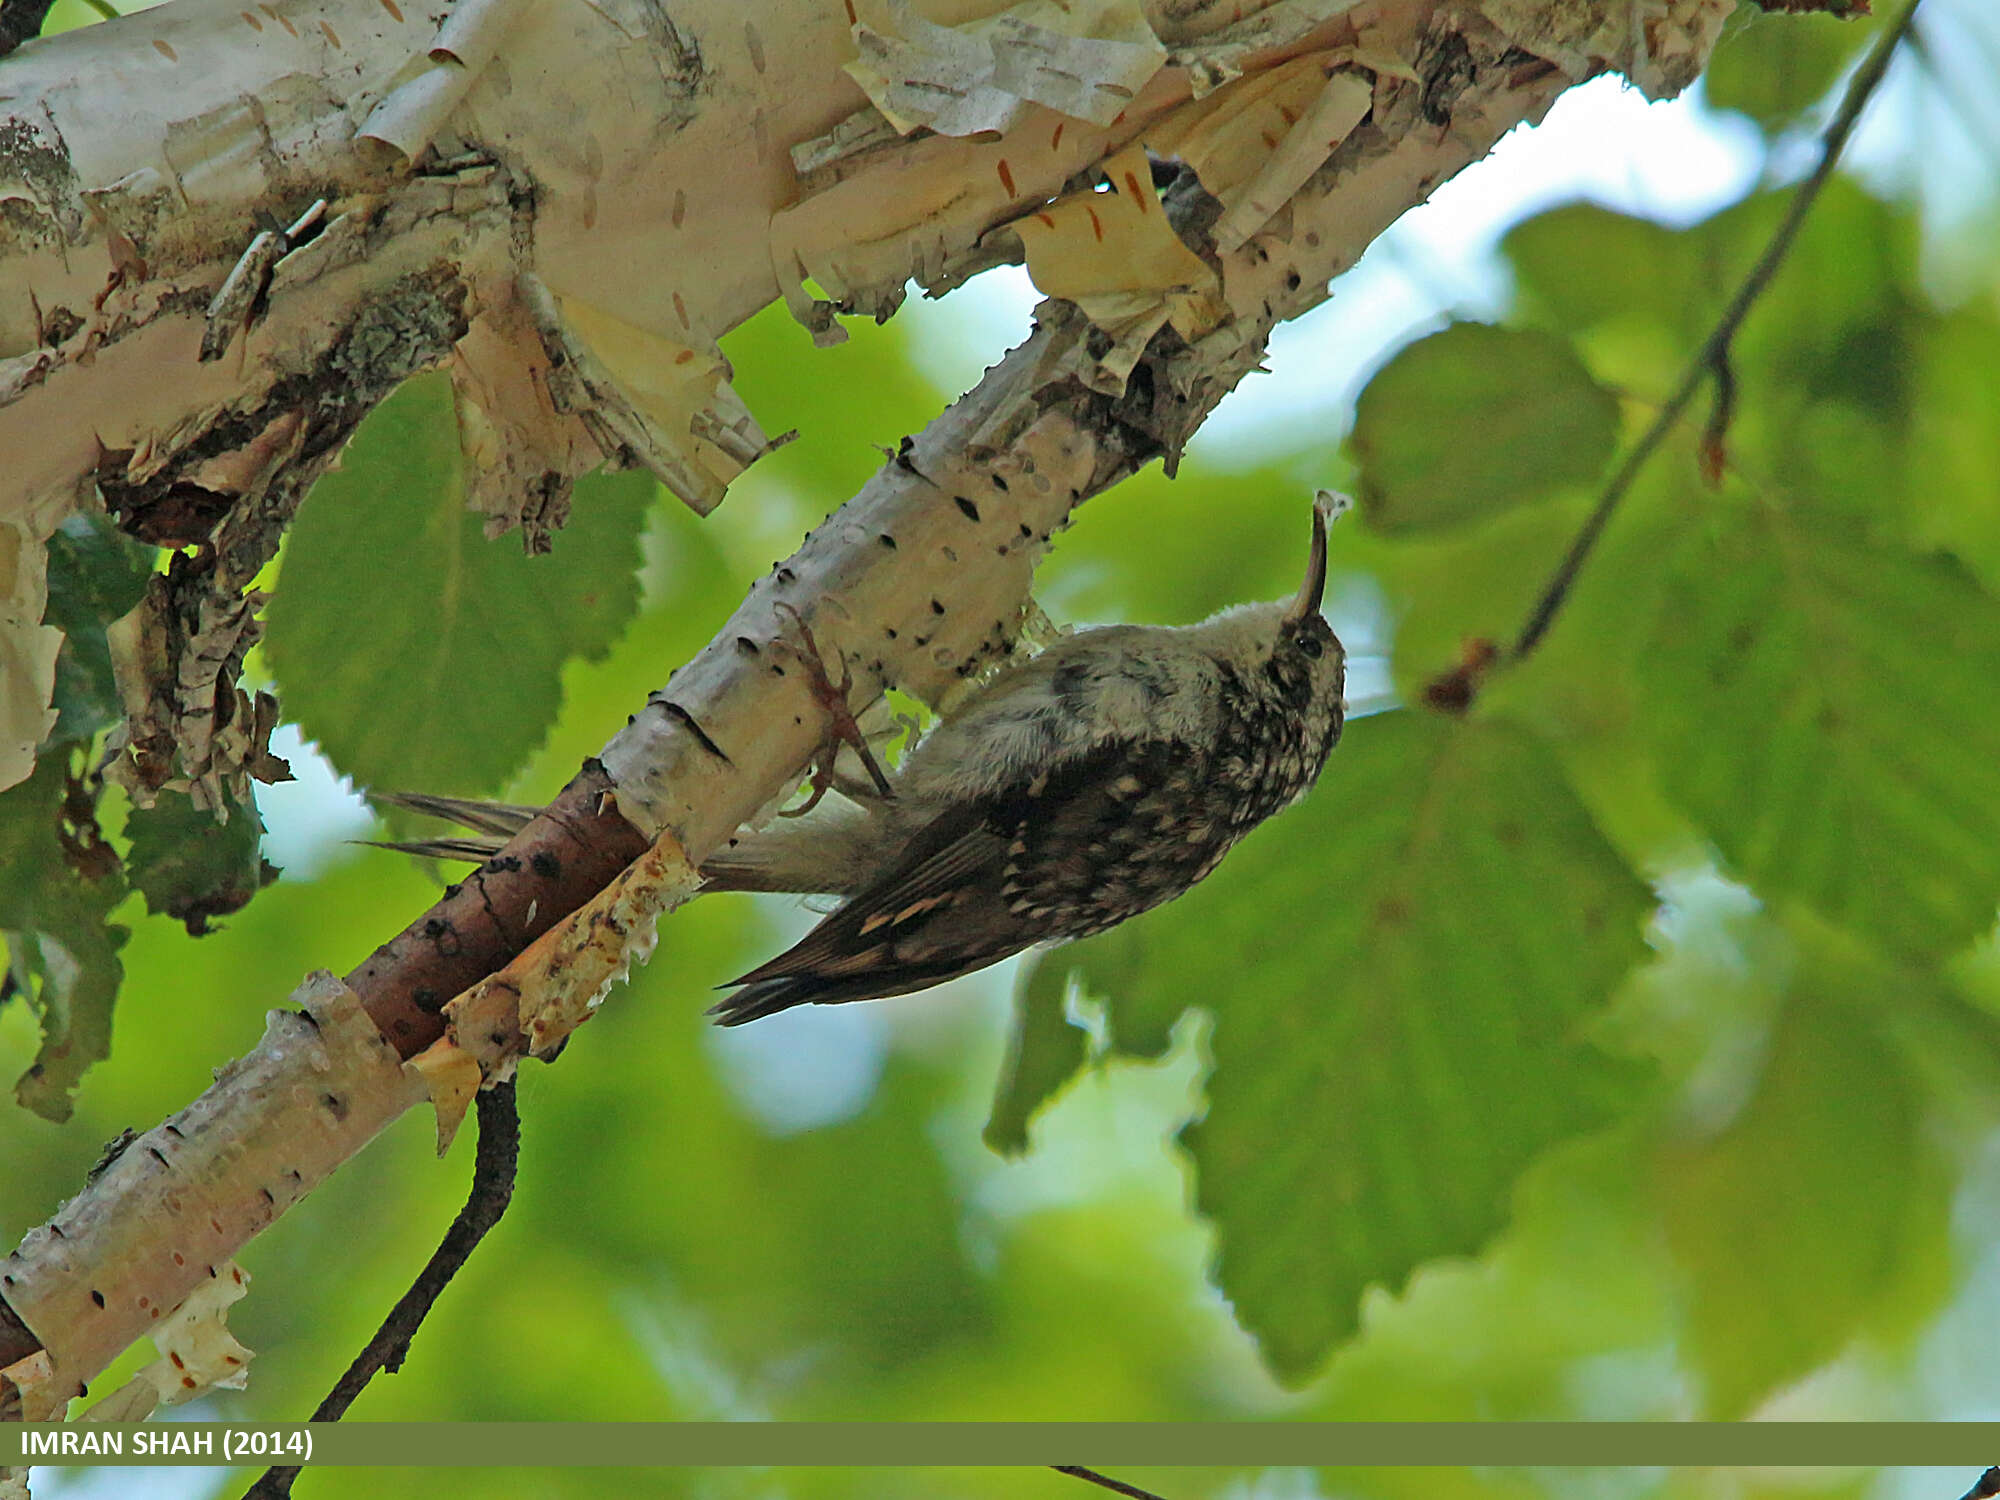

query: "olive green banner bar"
xmin=8 ymin=1423 xmax=2000 ymax=1468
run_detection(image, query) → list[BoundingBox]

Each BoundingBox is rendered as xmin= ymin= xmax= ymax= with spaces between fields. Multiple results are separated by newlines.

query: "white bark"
xmin=3 ymin=975 xmax=418 ymax=1418
xmin=0 ymin=0 xmax=1732 ymax=1419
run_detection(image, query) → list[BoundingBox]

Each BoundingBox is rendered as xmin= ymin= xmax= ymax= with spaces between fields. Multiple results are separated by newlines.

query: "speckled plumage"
xmin=706 ymin=493 xmax=1349 ymax=1024
xmin=377 ymin=495 xmax=1351 ymax=1026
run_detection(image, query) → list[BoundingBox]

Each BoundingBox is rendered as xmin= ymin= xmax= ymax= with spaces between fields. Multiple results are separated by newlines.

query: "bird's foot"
xmin=771 ymin=602 xmax=895 ymax=815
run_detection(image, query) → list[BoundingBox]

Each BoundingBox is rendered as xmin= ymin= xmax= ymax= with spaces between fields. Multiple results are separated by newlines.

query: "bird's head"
xmin=1175 ymin=491 xmax=1349 ymax=755
xmin=1269 ymin=489 xmax=1348 ymax=715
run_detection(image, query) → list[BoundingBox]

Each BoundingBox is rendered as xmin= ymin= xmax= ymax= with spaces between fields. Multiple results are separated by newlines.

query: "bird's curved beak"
xmin=1286 ymin=489 xmax=1350 ymax=622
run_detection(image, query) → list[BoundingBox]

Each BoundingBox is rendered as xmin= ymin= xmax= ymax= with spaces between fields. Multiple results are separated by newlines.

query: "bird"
xmin=376 ymin=491 xmax=1350 ymax=1025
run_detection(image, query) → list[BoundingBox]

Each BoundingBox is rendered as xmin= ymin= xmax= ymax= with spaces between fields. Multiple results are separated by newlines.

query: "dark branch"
xmin=1052 ymin=1468 xmax=1174 ymax=1500
xmin=347 ymin=759 xmax=650 ymax=1058
xmin=0 ymin=0 xmax=55 ymax=57
xmin=1506 ymin=0 xmax=1923 ymax=664
xmin=243 ymin=1080 xmax=521 ymax=1500
xmin=1957 ymin=1469 xmax=2000 ymax=1500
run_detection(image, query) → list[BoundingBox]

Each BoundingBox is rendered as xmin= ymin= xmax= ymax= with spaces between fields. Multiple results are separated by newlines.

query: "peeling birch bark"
xmin=0 ymin=0 xmax=1270 ymax=792
xmin=2 ymin=977 xmax=423 ymax=1415
xmin=0 ymin=0 xmax=1732 ymax=1414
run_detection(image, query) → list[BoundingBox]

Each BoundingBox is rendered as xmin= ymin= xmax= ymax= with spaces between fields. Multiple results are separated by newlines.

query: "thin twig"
xmin=244 ymin=1080 xmax=522 ymax=1500
xmin=1052 ymin=1467 xmax=1174 ymax=1500
xmin=1509 ymin=0 xmax=1924 ymax=662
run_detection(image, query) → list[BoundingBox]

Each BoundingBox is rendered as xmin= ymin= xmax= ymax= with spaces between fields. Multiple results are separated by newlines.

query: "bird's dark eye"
xmin=1298 ymin=634 xmax=1323 ymax=659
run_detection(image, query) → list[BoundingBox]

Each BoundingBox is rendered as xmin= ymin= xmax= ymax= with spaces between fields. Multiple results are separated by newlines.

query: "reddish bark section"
xmin=0 ymin=760 xmax=650 ymax=1380
xmin=345 ymin=759 xmax=652 ymax=1058
xmin=0 ymin=1298 xmax=36 ymax=1415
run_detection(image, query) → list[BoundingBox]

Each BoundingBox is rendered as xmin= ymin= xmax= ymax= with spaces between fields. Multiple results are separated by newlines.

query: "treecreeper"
xmin=381 ymin=492 xmax=1352 ymax=1022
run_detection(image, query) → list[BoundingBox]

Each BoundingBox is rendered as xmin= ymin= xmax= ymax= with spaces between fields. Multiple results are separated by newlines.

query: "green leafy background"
xmin=8 ymin=6 xmax=2000 ymax=1497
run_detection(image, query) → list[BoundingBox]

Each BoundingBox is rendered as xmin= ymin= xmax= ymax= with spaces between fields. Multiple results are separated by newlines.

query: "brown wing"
xmin=709 ymin=738 xmax=1218 ymax=1024
xmin=709 ymin=804 xmax=1025 ymax=1024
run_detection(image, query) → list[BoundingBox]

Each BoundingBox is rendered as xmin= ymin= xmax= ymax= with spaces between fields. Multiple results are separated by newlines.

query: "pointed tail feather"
xmin=708 ymin=953 xmax=1010 ymax=1024
xmin=362 ymin=834 xmax=512 ymax=861
xmin=370 ymin=791 xmax=542 ymax=837
xmin=366 ymin=788 xmax=882 ymax=912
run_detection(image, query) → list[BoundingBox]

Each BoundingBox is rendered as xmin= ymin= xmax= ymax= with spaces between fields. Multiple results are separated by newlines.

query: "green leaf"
xmin=1503 ymin=183 xmax=1919 ymax=421
xmin=1306 ymin=1127 xmax=1677 ymax=1418
xmin=984 ymin=955 xmax=1091 ymax=1156
xmin=1503 ymin=204 xmax=1700 ymax=342
xmin=41 ymin=512 xmax=156 ymax=748
xmin=124 ymin=790 xmax=279 ymax=936
xmin=1656 ymin=922 xmax=1967 ymax=1416
xmin=1028 ymin=711 xmax=1655 ymax=1381
xmin=1638 ymin=506 xmax=2000 ymax=959
xmin=1717 ymin=180 xmax=1918 ymax=372
xmin=0 ymin=755 xmax=129 ymax=1121
xmin=1351 ymin=324 xmax=1620 ymax=535
xmin=1906 ymin=306 xmax=2000 ymax=593
xmin=1710 ymin=186 xmax=1923 ymax=531
xmin=262 ymin=373 xmax=655 ymax=796
xmin=1702 ymin=7 xmax=1877 ymax=132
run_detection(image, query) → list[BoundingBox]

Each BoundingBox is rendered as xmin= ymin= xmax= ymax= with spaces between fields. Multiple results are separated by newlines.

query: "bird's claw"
xmin=771 ymin=602 xmax=895 ymax=814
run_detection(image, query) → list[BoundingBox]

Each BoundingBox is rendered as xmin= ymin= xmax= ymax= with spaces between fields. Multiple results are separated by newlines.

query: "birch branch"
xmin=0 ymin=0 xmax=1238 ymax=789
xmin=0 ymin=0 xmax=1733 ymax=1421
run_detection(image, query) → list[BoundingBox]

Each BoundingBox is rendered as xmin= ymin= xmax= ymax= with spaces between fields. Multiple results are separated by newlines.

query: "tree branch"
xmin=1053 ymin=1467 xmax=1174 ymax=1500
xmin=243 ymin=1081 xmax=520 ymax=1500
xmin=1506 ymin=0 xmax=1923 ymax=665
xmin=0 ymin=0 xmax=1729 ymax=1410
xmin=0 ymin=0 xmax=54 ymax=56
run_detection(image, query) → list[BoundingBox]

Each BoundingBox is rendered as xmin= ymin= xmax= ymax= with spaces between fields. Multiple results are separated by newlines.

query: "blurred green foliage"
xmin=123 ymin=787 xmax=277 ymax=938
xmin=0 ymin=515 xmax=148 ymax=1117
xmin=1350 ymin=325 xmax=1620 ymax=533
xmin=262 ymin=373 xmax=655 ymax=800
xmin=0 ymin=755 xmax=127 ymax=1122
xmin=1000 ymin=714 xmax=1653 ymax=1381
xmin=40 ymin=513 xmax=153 ymax=749
xmin=1705 ymin=6 xmax=1883 ymax=129
xmin=6 ymin=5 xmax=2000 ymax=1493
